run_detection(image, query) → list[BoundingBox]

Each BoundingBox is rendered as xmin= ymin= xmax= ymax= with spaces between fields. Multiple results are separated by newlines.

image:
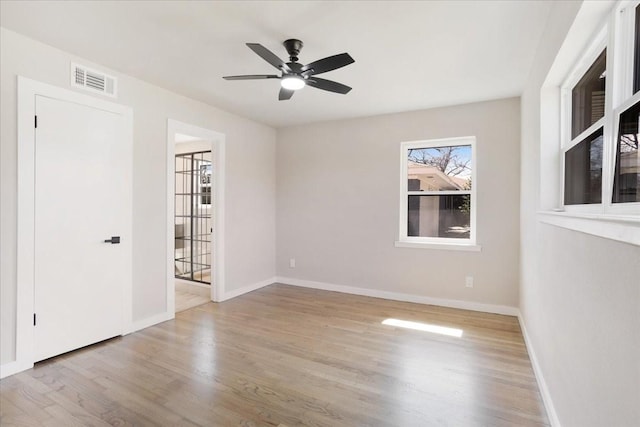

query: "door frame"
xmin=16 ymin=76 xmax=133 ymax=372
xmin=166 ymin=119 xmax=225 ymax=310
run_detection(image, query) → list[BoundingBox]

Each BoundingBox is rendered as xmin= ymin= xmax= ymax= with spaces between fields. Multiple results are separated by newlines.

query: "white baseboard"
xmin=127 ymin=311 xmax=174 ymax=334
xmin=518 ymin=312 xmax=561 ymax=427
xmin=221 ymin=277 xmax=276 ymax=301
xmin=0 ymin=360 xmax=33 ymax=379
xmin=275 ymin=276 xmax=519 ymax=316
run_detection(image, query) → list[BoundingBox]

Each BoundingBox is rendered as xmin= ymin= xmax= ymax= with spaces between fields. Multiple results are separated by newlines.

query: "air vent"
xmin=70 ymin=63 xmax=117 ymax=97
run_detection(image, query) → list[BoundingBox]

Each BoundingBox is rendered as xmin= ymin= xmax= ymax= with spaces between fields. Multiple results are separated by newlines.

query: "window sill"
xmin=537 ymin=211 xmax=640 ymax=246
xmin=394 ymin=241 xmax=482 ymax=252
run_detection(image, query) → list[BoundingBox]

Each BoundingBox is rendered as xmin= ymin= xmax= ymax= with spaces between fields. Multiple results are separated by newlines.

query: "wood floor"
xmin=0 ymin=284 xmax=549 ymax=426
xmin=175 ymin=283 xmax=210 ymax=313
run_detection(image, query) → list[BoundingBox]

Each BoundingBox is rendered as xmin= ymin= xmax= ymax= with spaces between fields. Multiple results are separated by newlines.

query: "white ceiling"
xmin=0 ymin=1 xmax=552 ymax=128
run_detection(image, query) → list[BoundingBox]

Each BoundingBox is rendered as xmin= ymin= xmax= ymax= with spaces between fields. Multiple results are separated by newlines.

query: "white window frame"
xmin=560 ymin=26 xmax=608 ymax=213
xmin=395 ymin=136 xmax=479 ymax=251
xmin=560 ymin=0 xmax=640 ymax=216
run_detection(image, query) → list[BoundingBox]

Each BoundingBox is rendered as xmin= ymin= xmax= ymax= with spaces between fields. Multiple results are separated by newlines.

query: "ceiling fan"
xmin=223 ymin=39 xmax=355 ymax=100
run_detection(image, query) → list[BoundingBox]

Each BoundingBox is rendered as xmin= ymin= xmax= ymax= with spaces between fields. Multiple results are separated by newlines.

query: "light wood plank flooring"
xmin=0 ymin=284 xmax=549 ymax=426
xmin=175 ymin=282 xmax=210 ymax=313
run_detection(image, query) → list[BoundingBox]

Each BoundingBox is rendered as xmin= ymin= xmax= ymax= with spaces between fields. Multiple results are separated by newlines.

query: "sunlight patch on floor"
xmin=382 ymin=318 xmax=463 ymax=337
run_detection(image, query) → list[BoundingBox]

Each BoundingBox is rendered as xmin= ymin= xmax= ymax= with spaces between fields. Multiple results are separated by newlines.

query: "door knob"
xmin=104 ymin=236 xmax=121 ymax=244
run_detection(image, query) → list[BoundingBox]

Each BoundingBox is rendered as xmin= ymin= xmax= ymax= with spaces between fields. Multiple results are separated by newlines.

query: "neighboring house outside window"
xmin=396 ymin=137 xmax=478 ymax=250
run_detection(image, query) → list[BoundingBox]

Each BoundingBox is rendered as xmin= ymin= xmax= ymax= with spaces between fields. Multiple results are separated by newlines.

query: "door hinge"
xmin=33 ymin=313 xmax=36 ymax=326
xmin=34 ymin=115 xmax=37 ymax=129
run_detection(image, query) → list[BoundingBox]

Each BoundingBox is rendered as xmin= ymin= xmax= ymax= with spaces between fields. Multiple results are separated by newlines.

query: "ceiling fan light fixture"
xmin=281 ymin=75 xmax=305 ymax=90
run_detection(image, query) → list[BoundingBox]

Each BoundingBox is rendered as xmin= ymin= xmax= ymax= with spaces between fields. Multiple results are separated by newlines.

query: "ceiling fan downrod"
xmin=283 ymin=38 xmax=303 ymax=63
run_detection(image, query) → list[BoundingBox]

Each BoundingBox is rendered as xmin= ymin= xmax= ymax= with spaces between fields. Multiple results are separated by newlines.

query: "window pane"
xmin=407 ymin=145 xmax=472 ymax=191
xmin=564 ymin=128 xmax=603 ymax=205
xmin=199 ymin=163 xmax=212 ymax=205
xmin=613 ymin=101 xmax=640 ymax=203
xmin=572 ymin=50 xmax=606 ymax=139
xmin=634 ymin=5 xmax=640 ymax=94
xmin=408 ymin=195 xmax=470 ymax=238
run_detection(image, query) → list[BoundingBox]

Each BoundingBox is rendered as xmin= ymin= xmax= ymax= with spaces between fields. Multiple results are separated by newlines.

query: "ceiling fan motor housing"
xmin=283 ymin=38 xmax=303 ymax=62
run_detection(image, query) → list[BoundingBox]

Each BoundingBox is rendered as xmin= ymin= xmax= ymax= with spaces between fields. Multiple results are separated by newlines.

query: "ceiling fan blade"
xmin=279 ymin=87 xmax=295 ymax=101
xmin=306 ymin=77 xmax=352 ymax=94
xmin=246 ymin=43 xmax=292 ymax=73
xmin=223 ymin=74 xmax=279 ymax=80
xmin=301 ymin=53 xmax=354 ymax=76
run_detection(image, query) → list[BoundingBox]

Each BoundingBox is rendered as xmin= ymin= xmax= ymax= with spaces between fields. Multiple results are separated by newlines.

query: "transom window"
xmin=398 ymin=137 xmax=477 ymax=247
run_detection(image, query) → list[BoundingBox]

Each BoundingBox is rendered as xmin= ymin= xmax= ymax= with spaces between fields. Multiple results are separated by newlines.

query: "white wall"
xmin=0 ymin=28 xmax=276 ymax=365
xmin=520 ymin=2 xmax=640 ymax=426
xmin=276 ymin=97 xmax=520 ymax=308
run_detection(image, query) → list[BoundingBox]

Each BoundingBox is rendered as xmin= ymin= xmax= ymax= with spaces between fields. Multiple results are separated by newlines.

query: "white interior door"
xmin=34 ymin=95 xmax=131 ymax=362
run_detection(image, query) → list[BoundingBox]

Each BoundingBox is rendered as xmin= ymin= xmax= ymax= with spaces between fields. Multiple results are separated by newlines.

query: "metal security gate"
xmin=175 ymin=151 xmax=212 ymax=284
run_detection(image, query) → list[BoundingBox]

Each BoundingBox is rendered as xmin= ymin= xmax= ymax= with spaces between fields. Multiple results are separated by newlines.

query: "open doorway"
xmin=174 ymin=145 xmax=211 ymax=311
xmin=167 ymin=120 xmax=225 ymax=314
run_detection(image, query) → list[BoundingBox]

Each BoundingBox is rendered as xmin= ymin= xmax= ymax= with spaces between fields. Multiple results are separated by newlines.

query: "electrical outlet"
xmin=289 ymin=258 xmax=296 ymax=268
xmin=465 ymin=276 xmax=474 ymax=288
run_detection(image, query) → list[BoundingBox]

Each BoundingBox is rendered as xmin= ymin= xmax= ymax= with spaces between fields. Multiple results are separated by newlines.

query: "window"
xmin=397 ymin=137 xmax=477 ymax=248
xmin=571 ymin=49 xmax=606 ymax=140
xmin=564 ymin=128 xmax=603 ymax=205
xmin=200 ymin=163 xmax=212 ymax=205
xmin=560 ymin=0 xmax=640 ymax=215
xmin=613 ymin=100 xmax=640 ymax=202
